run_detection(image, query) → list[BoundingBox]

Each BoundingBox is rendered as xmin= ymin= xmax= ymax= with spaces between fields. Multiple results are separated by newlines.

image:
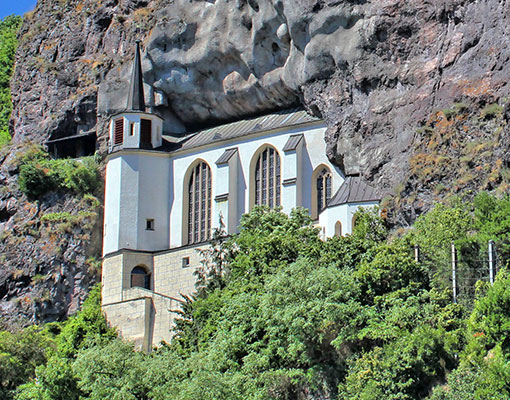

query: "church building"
xmin=101 ymin=42 xmax=380 ymax=351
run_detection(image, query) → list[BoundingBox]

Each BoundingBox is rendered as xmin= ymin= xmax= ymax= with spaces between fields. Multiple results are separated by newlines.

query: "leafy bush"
xmin=0 ymin=129 xmax=10 ymax=147
xmin=55 ymin=285 xmax=117 ymax=359
xmin=18 ymin=158 xmax=63 ymax=199
xmin=18 ymin=147 xmax=100 ymax=199
xmin=430 ymin=270 xmax=510 ymax=399
xmin=14 ymin=285 xmax=117 ymax=400
xmin=0 ymin=326 xmax=54 ymax=400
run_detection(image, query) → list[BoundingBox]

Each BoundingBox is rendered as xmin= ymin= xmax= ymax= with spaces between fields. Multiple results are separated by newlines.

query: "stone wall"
xmin=103 ymin=296 xmax=151 ymax=351
xmin=101 ymin=243 xmax=205 ymax=349
xmin=153 ymin=244 xmax=205 ymax=300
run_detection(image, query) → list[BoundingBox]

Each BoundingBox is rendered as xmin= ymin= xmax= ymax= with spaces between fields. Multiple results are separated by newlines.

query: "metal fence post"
xmin=414 ymin=245 xmax=420 ymax=263
xmin=489 ymin=240 xmax=495 ymax=285
xmin=451 ymin=242 xmax=457 ymax=304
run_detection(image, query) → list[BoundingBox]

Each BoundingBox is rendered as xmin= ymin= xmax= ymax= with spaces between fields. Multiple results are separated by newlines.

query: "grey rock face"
xmin=10 ymin=0 xmax=510 ymax=211
xmin=0 ymin=145 xmax=102 ymax=325
xmin=99 ymin=0 xmax=372 ymax=127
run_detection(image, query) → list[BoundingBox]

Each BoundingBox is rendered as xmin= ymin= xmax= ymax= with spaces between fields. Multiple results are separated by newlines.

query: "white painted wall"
xmin=103 ymin=151 xmax=171 ymax=255
xmin=319 ymin=201 xmax=380 ymax=237
xmin=282 ymin=149 xmax=298 ymax=215
xmin=103 ymin=157 xmax=122 ymax=256
xmin=104 ymin=120 xmax=378 ymax=254
xmin=228 ymin=153 xmax=239 ymax=234
xmin=168 ymin=123 xmax=343 ymax=248
xmin=135 ymin=153 xmax=171 ymax=251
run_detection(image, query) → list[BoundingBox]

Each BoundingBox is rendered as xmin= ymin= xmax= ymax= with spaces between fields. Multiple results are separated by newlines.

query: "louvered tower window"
xmin=114 ymin=118 xmax=124 ymax=145
xmin=187 ymin=162 xmax=212 ymax=244
xmin=255 ymin=147 xmax=281 ymax=208
xmin=317 ymin=168 xmax=332 ymax=214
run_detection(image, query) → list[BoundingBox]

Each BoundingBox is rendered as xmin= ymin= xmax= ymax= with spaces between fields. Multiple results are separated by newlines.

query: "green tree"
xmin=14 ymin=285 xmax=117 ymax=400
xmin=55 ymin=285 xmax=116 ymax=359
xmin=0 ymin=15 xmax=22 ymax=144
xmin=169 ymin=207 xmax=461 ymax=399
xmin=0 ymin=326 xmax=53 ymax=400
xmin=429 ymin=270 xmax=510 ymax=399
xmin=408 ymin=200 xmax=472 ymax=288
xmin=13 ymin=203 xmax=510 ymax=399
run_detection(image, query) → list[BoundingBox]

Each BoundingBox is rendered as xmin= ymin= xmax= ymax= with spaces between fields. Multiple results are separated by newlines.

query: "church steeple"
xmin=127 ymin=40 xmax=146 ymax=112
xmin=107 ymin=39 xmax=164 ymax=153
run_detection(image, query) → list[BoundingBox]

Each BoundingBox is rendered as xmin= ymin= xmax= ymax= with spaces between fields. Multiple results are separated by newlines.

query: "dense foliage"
xmin=0 ymin=15 xmax=22 ymax=146
xmin=408 ymin=193 xmax=510 ymax=304
xmin=17 ymin=146 xmax=101 ymax=199
xmin=2 ymin=194 xmax=510 ymax=399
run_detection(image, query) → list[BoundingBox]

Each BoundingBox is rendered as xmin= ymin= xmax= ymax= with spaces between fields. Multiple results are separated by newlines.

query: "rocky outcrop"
xmin=10 ymin=1 xmax=510 ymax=214
xmin=0 ymin=144 xmax=102 ymax=326
xmin=7 ymin=0 xmax=510 ymax=210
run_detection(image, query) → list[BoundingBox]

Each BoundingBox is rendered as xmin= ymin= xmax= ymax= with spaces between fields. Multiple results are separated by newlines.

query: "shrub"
xmin=0 ymin=129 xmax=9 ymax=147
xmin=0 ymin=16 xmax=22 ymax=136
xmin=18 ymin=149 xmax=100 ymax=199
xmin=0 ymin=326 xmax=54 ymax=400
xmin=18 ymin=159 xmax=62 ymax=199
xmin=64 ymin=157 xmax=100 ymax=195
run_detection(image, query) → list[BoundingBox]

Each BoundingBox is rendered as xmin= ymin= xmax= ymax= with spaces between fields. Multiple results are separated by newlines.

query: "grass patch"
xmin=441 ymin=102 xmax=468 ymax=119
xmin=0 ymin=129 xmax=10 ymax=148
xmin=480 ymin=103 xmax=504 ymax=120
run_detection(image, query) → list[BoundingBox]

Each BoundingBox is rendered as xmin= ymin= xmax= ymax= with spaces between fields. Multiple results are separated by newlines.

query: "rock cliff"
xmin=11 ymin=0 xmax=510 ymax=203
xmin=3 ymin=0 xmax=510 ymax=321
xmin=0 ymin=144 xmax=102 ymax=326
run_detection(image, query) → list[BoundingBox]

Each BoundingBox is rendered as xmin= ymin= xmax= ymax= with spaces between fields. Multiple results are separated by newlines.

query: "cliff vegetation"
xmin=0 ymin=15 xmax=21 ymax=146
xmin=2 ymin=0 xmax=510 ymax=398
xmin=0 ymin=142 xmax=103 ymax=326
xmin=2 ymin=199 xmax=510 ymax=399
xmin=0 ymin=15 xmax=103 ymax=325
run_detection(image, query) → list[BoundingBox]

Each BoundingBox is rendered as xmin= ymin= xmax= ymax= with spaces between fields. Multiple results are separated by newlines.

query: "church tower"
xmin=102 ymin=40 xmax=171 ymax=256
xmin=101 ymin=41 xmax=175 ymax=351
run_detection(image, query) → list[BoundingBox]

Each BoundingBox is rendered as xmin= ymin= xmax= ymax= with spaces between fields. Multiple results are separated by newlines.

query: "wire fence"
xmin=414 ymin=241 xmax=504 ymax=308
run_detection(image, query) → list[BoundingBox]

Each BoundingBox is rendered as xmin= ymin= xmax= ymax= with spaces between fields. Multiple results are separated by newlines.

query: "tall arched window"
xmin=312 ymin=165 xmax=332 ymax=219
xmin=335 ymin=221 xmax=342 ymax=237
xmin=317 ymin=168 xmax=332 ymax=214
xmin=187 ymin=161 xmax=212 ymax=244
xmin=131 ymin=266 xmax=150 ymax=290
xmin=254 ymin=146 xmax=281 ymax=208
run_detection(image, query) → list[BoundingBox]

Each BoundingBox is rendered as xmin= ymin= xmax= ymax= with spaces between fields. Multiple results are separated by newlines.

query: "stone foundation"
xmin=101 ymin=243 xmax=207 ymax=350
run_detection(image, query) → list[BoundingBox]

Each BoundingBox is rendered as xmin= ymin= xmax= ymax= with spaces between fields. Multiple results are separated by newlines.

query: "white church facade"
xmin=101 ymin=43 xmax=380 ymax=350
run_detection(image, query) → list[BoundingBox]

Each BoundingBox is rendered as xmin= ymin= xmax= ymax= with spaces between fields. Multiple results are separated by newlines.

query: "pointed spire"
xmin=127 ymin=40 xmax=146 ymax=112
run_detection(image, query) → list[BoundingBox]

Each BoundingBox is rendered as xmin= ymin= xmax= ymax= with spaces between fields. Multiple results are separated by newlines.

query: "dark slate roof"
xmin=215 ymin=148 xmax=238 ymax=165
xmin=45 ymin=130 xmax=96 ymax=144
xmin=127 ymin=41 xmax=146 ymax=112
xmin=283 ymin=134 xmax=303 ymax=152
xmin=328 ymin=176 xmax=380 ymax=207
xmin=178 ymin=108 xmax=320 ymax=152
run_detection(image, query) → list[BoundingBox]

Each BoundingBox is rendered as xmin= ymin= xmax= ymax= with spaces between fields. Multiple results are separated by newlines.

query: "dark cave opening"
xmin=46 ymin=131 xmax=97 ymax=159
